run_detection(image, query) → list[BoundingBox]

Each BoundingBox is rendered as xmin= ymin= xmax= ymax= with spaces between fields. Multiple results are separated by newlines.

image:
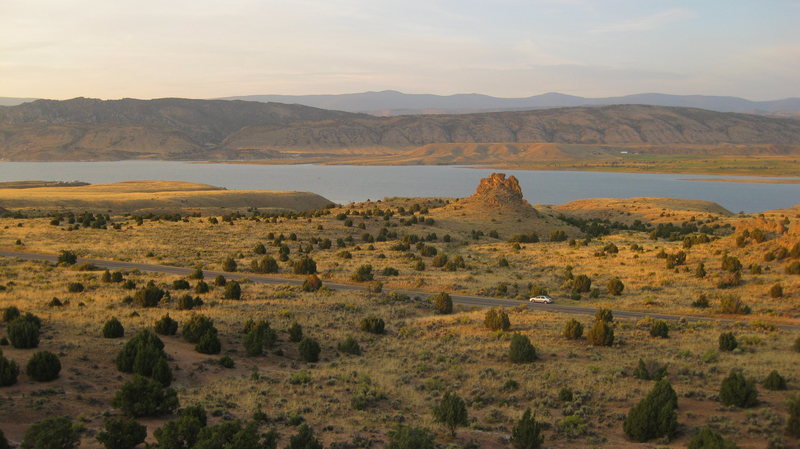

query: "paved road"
xmin=2 ymin=249 xmax=798 ymax=330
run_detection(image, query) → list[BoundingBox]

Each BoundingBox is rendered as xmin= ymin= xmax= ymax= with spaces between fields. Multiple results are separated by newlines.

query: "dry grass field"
xmin=0 ymin=175 xmax=799 ymax=448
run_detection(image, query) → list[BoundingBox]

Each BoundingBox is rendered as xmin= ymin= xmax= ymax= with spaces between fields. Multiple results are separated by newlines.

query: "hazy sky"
xmin=1 ymin=0 xmax=798 ymax=100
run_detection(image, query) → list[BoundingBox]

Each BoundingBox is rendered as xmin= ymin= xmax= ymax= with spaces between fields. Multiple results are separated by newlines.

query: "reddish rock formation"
xmin=454 ymin=173 xmax=537 ymax=215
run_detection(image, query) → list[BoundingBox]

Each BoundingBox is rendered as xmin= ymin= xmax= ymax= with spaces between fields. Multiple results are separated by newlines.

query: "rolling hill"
xmin=2 ymin=98 xmax=800 ymax=162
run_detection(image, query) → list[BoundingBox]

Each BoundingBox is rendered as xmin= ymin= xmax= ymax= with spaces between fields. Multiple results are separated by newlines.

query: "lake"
xmin=0 ymin=161 xmax=797 ymax=213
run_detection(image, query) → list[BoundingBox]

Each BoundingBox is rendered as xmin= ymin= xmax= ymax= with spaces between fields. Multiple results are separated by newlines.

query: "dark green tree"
xmin=607 ymin=278 xmax=624 ymax=295
xmin=113 ymin=375 xmax=179 ymax=417
xmin=510 ymin=408 xmax=543 ymax=449
xmin=484 ymin=308 xmax=511 ymax=331
xmin=182 ymin=315 xmax=217 ymax=343
xmin=293 ymin=256 xmax=317 ymax=275
xmin=196 ymin=331 xmax=221 ymax=355
xmin=595 ymin=308 xmax=613 ymax=322
xmin=0 ymin=351 xmax=19 ymax=386
xmin=433 ymin=391 xmax=468 ymax=436
xmin=103 ymin=317 xmax=125 ymax=338
xmin=351 ymin=264 xmax=374 ymax=282
xmin=687 ymin=427 xmax=739 ymax=449
xmin=720 ymin=370 xmax=758 ymax=408
xmin=359 ymin=316 xmax=385 ymax=334
xmin=286 ymin=424 xmax=322 ymax=449
xmin=7 ymin=315 xmax=40 ymax=349
xmin=650 ymin=320 xmax=669 ymax=338
xmin=719 ymin=332 xmax=738 ymax=351
xmin=154 ymin=314 xmax=178 ymax=336
xmin=223 ymin=281 xmax=241 ymax=300
xmin=288 ymin=322 xmax=303 ymax=342
xmin=133 ymin=285 xmax=165 ymax=307
xmin=26 ymin=351 xmax=61 ymax=381
xmin=20 ymin=416 xmax=80 ymax=449
xmin=587 ymin=320 xmax=614 ymax=346
xmin=623 ymin=378 xmax=678 ymax=442
xmin=96 ymin=417 xmax=147 ymax=449
xmin=509 ymin=334 xmax=537 ymax=363
xmin=222 ymin=257 xmax=237 ymax=272
xmin=337 ymin=336 xmax=361 ymax=355
xmin=431 ymin=292 xmax=453 ymax=314
xmin=563 ymin=319 xmax=583 ymax=339
xmin=763 ymin=370 xmax=787 ymax=391
xmin=299 ymin=337 xmax=321 ymax=362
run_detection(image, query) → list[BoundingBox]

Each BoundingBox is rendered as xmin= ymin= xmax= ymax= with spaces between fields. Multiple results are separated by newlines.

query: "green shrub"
xmin=762 ymin=370 xmax=787 ymax=391
xmin=788 ymin=395 xmax=800 ymax=438
xmin=182 ymin=315 xmax=216 ymax=343
xmin=21 ymin=416 xmax=80 ymax=449
xmin=337 ymin=336 xmax=361 ymax=355
xmin=563 ymin=319 xmax=583 ymax=339
xmin=194 ymin=280 xmax=209 ymax=294
xmin=432 ymin=391 xmax=468 ymax=436
xmin=572 ymin=274 xmax=592 ymax=293
xmin=607 ymin=278 xmax=624 ymax=295
xmin=510 ymin=408 xmax=543 ymax=449
xmin=431 ymin=292 xmax=453 ymax=314
xmin=57 ymin=250 xmax=78 ymax=265
xmin=172 ymin=279 xmax=190 ymax=290
xmin=218 ymin=356 xmax=235 ymax=368
xmin=595 ymin=308 xmax=613 ymax=322
xmin=687 ymin=427 xmax=739 ymax=449
xmin=214 ymin=275 xmax=226 ymax=286
xmin=8 ymin=316 xmax=40 ymax=349
xmin=351 ymin=264 xmax=374 ymax=282
xmin=222 ymin=257 xmax=237 ymax=272
xmin=649 ymin=320 xmax=669 ymax=338
xmin=223 ymin=281 xmax=241 ymax=300
xmin=293 ymin=256 xmax=317 ymax=275
xmin=134 ymin=285 xmax=165 ymax=307
xmin=558 ymin=388 xmax=573 ymax=402
xmin=154 ymin=314 xmax=178 ymax=335
xmin=632 ymin=359 xmax=668 ymax=381
xmin=177 ymin=294 xmax=202 ymax=310
xmin=286 ymin=424 xmax=322 ymax=449
xmin=96 ymin=417 xmax=147 ymax=449
xmin=720 ymin=370 xmax=758 ymax=408
xmin=113 ymin=375 xmax=179 ymax=417
xmin=0 ymin=351 xmax=19 ymax=386
xmin=288 ymin=322 xmax=303 ymax=342
xmin=189 ymin=268 xmax=204 ymax=280
xmin=26 ymin=351 xmax=61 ymax=382
xmin=67 ymin=282 xmax=84 ymax=293
xmin=252 ymin=256 xmax=279 ymax=273
xmin=115 ymin=329 xmax=172 ymax=385
xmin=623 ymin=378 xmax=678 ymax=442
xmin=484 ymin=308 xmax=511 ymax=331
xmin=587 ymin=320 xmax=614 ymax=346
xmin=719 ymin=332 xmax=738 ymax=351
xmin=103 ymin=317 xmax=125 ymax=338
xmin=1 ymin=306 xmax=20 ymax=323
xmin=721 ymin=254 xmax=742 ymax=272
xmin=299 ymin=337 xmax=321 ymax=362
xmin=719 ymin=295 xmax=751 ymax=314
xmin=360 ymin=316 xmax=385 ymax=334
xmin=769 ymin=284 xmax=784 ymax=298
xmin=243 ymin=321 xmax=277 ymax=356
xmin=509 ymin=334 xmax=537 ymax=363
xmin=253 ymin=242 xmax=267 ymax=254
xmin=302 ymin=275 xmax=322 ymax=292
xmin=152 ymin=406 xmax=207 ymax=449
xmin=195 ymin=331 xmax=221 ymax=354
xmin=387 ymin=425 xmax=436 ymax=449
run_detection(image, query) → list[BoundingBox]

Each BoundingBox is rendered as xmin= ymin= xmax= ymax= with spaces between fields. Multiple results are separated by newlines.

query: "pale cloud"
xmin=591 ymin=8 xmax=696 ymax=33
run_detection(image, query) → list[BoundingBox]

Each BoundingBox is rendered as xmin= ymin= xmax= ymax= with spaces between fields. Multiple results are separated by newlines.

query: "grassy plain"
xmin=0 ymin=188 xmax=799 ymax=448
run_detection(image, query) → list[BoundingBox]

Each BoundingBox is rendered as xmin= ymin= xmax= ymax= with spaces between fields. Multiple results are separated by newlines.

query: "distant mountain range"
xmin=218 ymin=90 xmax=800 ymax=116
xmin=1 ymin=97 xmax=799 ymax=161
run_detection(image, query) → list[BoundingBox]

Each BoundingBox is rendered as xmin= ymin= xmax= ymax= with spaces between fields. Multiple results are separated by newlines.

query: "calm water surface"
xmin=0 ymin=161 xmax=797 ymax=213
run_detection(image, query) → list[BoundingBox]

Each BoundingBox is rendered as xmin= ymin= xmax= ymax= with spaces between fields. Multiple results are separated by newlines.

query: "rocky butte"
xmin=457 ymin=173 xmax=538 ymax=215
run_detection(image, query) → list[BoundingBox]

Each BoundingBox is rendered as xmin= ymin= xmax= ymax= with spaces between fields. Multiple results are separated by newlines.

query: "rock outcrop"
xmin=450 ymin=173 xmax=538 ymax=216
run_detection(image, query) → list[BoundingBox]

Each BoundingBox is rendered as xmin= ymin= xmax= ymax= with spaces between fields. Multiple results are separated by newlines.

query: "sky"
xmin=1 ymin=0 xmax=798 ymax=100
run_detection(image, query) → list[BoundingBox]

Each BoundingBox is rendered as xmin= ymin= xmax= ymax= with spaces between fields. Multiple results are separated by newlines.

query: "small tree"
xmin=253 ymin=242 xmax=267 ymax=254
xmin=133 ymin=285 xmax=165 ymax=307
xmin=360 ymin=316 xmax=385 ymax=334
xmin=431 ymin=292 xmax=453 ymax=314
xmin=214 ymin=275 xmax=226 ymax=286
xmin=26 ymin=351 xmax=61 ymax=382
xmin=588 ymin=320 xmax=614 ymax=346
xmin=595 ymin=308 xmax=613 ymax=322
xmin=57 ymin=250 xmax=78 ymax=265
xmin=223 ymin=281 xmax=241 ymax=300
xmin=8 ymin=316 xmax=40 ymax=349
xmin=719 ymin=332 xmax=738 ymax=351
xmin=182 ymin=315 xmax=217 ymax=343
xmin=484 ymin=308 xmax=511 ymax=331
xmin=302 ymin=275 xmax=322 ymax=292
xmin=337 ymin=336 xmax=361 ymax=355
xmin=762 ymin=370 xmax=787 ymax=391
xmin=650 ymin=320 xmax=669 ymax=338
xmin=113 ymin=375 xmax=179 ymax=417
xmin=572 ymin=274 xmax=592 ymax=293
xmin=222 ymin=257 xmax=237 ymax=272
xmin=769 ymin=284 xmax=784 ymax=298
xmin=293 ymin=256 xmax=317 ymax=275
xmin=387 ymin=425 xmax=436 ymax=449
xmin=787 ymin=395 xmax=800 ymax=438
xmin=509 ymin=334 xmax=537 ymax=363
xmin=195 ymin=331 xmax=221 ymax=355
xmin=103 ymin=317 xmax=125 ymax=338
xmin=433 ymin=391 xmax=468 ymax=436
xmin=719 ymin=295 xmax=751 ymax=314
xmin=510 ymin=408 xmax=544 ymax=449
xmin=243 ymin=321 xmax=276 ymax=356
xmin=154 ymin=314 xmax=178 ymax=335
xmin=96 ymin=417 xmax=147 ymax=449
xmin=194 ymin=280 xmax=209 ymax=294
xmin=563 ymin=319 xmax=583 ymax=339
xmin=299 ymin=337 xmax=321 ymax=362
xmin=21 ymin=416 xmax=80 ymax=449
xmin=623 ymin=378 xmax=678 ymax=442
xmin=286 ymin=424 xmax=322 ymax=449
xmin=288 ymin=322 xmax=303 ymax=342
xmin=0 ymin=351 xmax=19 ymax=386
xmin=720 ymin=370 xmax=758 ymax=408
xmin=632 ymin=359 xmax=668 ymax=381
xmin=607 ymin=278 xmax=624 ymax=296
xmin=687 ymin=427 xmax=738 ymax=449
xmin=351 ymin=264 xmax=374 ymax=282
xmin=252 ymin=256 xmax=279 ymax=273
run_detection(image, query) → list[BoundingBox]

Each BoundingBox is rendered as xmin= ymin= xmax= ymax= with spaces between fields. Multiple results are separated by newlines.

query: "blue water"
xmin=0 ymin=161 xmax=796 ymax=213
